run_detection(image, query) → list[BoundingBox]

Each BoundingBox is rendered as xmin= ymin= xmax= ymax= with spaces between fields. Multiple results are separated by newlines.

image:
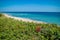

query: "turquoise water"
xmin=2 ymin=12 xmax=60 ymax=25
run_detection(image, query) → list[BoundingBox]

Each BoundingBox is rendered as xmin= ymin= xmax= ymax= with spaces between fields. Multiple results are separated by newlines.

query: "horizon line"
xmin=0 ymin=11 xmax=60 ymax=13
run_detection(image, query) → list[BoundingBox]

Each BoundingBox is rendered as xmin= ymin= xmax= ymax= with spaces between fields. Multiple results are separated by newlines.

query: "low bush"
xmin=0 ymin=14 xmax=60 ymax=40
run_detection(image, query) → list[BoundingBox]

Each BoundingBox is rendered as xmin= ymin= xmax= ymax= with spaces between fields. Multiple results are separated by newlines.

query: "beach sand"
xmin=4 ymin=14 xmax=46 ymax=24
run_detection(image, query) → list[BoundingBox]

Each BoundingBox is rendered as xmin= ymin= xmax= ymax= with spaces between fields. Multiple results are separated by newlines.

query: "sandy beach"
xmin=4 ymin=14 xmax=46 ymax=24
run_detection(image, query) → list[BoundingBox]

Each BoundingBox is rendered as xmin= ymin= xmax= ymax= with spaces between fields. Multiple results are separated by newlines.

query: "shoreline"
xmin=3 ymin=13 xmax=46 ymax=24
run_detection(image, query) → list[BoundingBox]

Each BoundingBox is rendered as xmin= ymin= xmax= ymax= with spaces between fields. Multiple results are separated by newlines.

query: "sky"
xmin=0 ymin=0 xmax=60 ymax=12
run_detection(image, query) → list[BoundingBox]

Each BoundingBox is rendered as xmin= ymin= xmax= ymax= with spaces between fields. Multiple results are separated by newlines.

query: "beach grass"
xmin=0 ymin=14 xmax=60 ymax=40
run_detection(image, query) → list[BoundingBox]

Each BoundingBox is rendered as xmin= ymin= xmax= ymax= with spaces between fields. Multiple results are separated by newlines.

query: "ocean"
xmin=1 ymin=12 xmax=60 ymax=25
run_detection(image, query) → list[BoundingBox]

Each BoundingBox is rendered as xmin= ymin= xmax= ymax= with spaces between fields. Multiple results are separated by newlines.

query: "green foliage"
xmin=0 ymin=14 xmax=3 ymax=17
xmin=0 ymin=14 xmax=60 ymax=40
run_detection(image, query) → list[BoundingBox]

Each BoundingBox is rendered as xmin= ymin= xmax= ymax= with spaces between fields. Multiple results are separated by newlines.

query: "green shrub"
xmin=0 ymin=14 xmax=60 ymax=40
xmin=0 ymin=14 xmax=3 ymax=17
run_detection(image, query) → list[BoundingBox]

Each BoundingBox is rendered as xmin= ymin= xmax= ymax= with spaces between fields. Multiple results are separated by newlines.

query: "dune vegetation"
xmin=0 ymin=14 xmax=60 ymax=40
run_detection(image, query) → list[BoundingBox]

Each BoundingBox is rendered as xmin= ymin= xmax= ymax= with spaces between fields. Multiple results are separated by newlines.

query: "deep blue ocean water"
xmin=1 ymin=12 xmax=60 ymax=25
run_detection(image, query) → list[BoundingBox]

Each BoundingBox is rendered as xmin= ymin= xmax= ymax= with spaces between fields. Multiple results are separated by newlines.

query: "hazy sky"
xmin=0 ymin=0 xmax=60 ymax=12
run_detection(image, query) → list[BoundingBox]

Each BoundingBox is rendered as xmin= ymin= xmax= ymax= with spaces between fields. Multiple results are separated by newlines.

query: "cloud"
xmin=0 ymin=5 xmax=60 ymax=12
